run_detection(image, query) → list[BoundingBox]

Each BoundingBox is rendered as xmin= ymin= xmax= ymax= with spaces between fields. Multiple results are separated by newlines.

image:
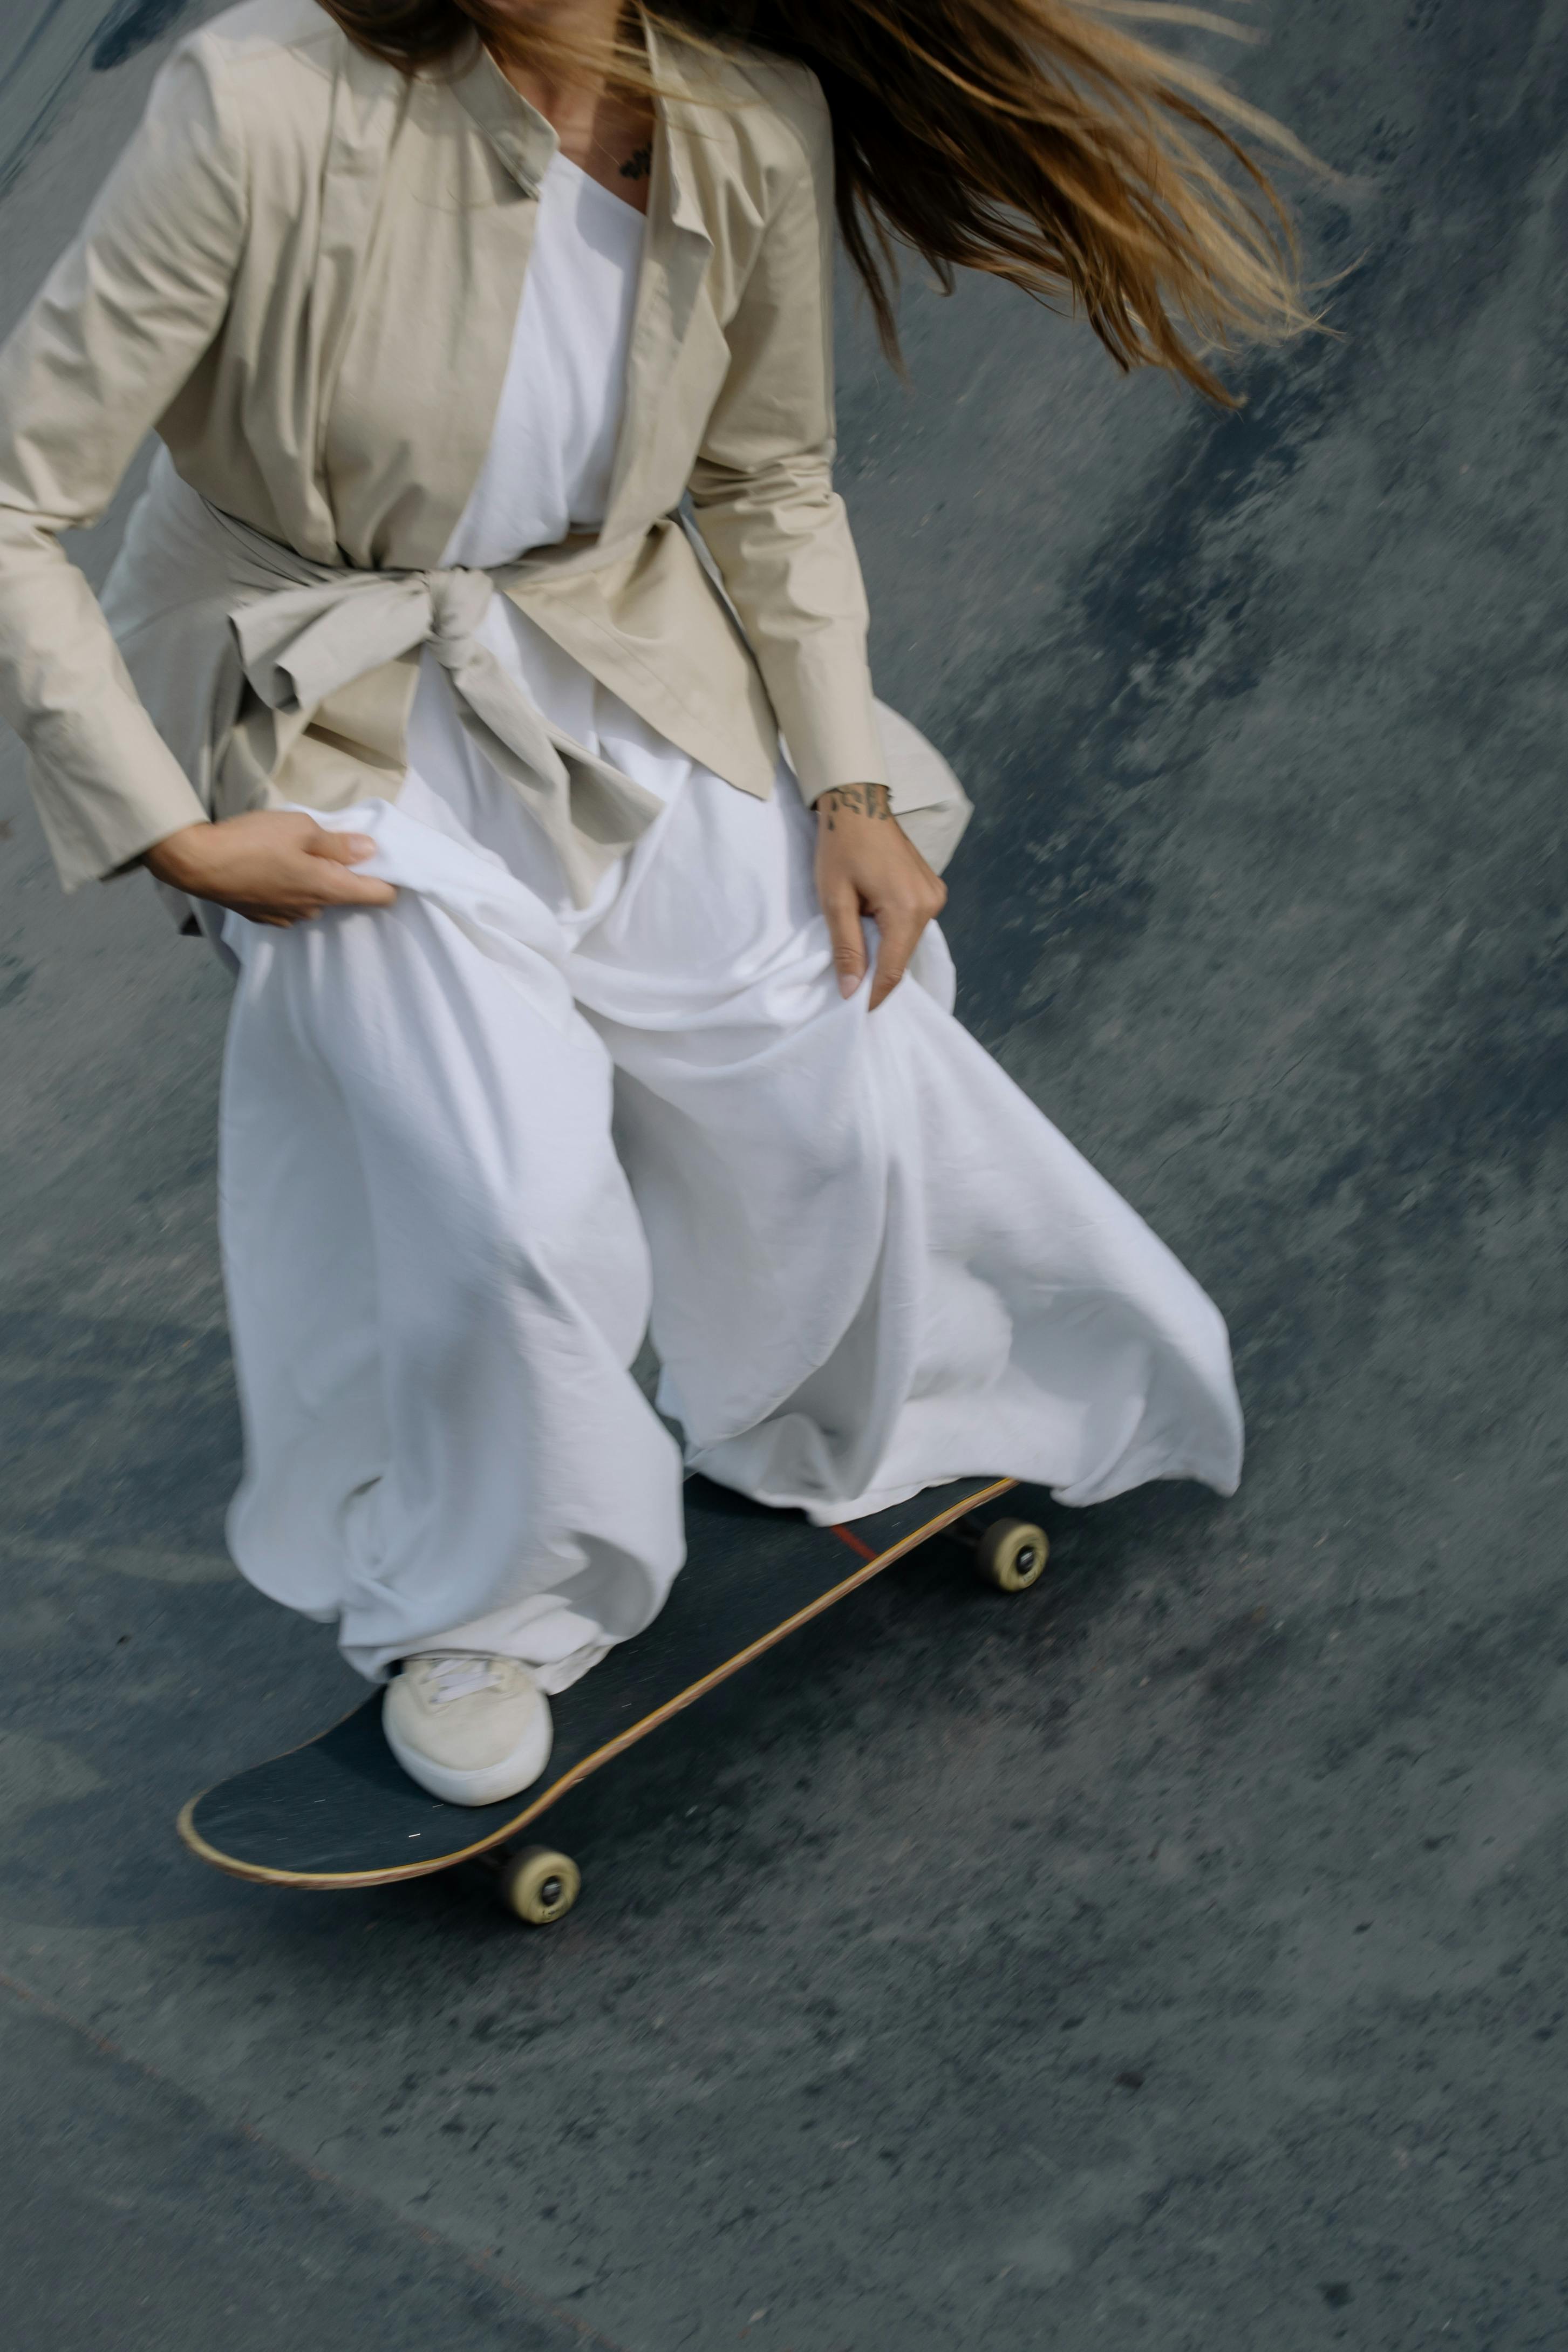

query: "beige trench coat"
xmin=0 ymin=0 xmax=970 ymax=899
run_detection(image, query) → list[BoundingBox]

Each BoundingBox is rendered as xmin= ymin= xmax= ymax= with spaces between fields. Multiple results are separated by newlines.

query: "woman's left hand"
xmin=814 ymin=783 xmax=947 ymax=1009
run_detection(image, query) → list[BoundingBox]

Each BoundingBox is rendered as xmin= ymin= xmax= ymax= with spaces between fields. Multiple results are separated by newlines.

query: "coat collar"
xmin=448 ymin=35 xmax=560 ymax=196
xmin=445 ymin=15 xmax=712 ymax=235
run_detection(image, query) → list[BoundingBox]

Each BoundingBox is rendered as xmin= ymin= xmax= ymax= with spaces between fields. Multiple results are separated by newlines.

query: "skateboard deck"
xmin=179 ymin=1474 xmax=1047 ymax=1921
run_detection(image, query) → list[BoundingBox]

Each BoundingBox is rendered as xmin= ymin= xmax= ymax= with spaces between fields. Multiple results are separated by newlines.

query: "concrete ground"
xmin=2 ymin=1 xmax=1566 ymax=2347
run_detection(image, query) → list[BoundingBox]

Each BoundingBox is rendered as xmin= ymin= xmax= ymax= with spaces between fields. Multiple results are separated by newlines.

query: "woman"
xmin=0 ymin=0 xmax=1300 ymax=1804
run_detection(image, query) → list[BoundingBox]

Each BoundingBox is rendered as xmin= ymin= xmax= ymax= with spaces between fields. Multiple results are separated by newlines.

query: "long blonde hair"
xmin=319 ymin=0 xmax=1319 ymax=402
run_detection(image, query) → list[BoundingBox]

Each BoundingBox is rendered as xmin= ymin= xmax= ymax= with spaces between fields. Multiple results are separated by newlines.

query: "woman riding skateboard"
xmin=0 ymin=0 xmax=1303 ymax=1803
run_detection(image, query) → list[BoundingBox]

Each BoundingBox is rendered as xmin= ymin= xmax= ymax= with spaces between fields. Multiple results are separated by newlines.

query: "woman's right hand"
xmin=142 ymin=810 xmax=397 ymax=928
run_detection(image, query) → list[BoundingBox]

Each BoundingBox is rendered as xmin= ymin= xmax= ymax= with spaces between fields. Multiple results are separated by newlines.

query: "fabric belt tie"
xmin=229 ymin=553 xmax=664 ymax=908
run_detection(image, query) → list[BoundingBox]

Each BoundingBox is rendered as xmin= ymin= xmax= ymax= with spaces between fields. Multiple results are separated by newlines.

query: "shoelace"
xmin=415 ymin=1653 xmax=512 ymax=1706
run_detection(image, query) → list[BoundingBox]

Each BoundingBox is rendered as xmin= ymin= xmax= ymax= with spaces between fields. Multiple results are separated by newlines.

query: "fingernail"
xmin=346 ymin=835 xmax=376 ymax=857
xmin=838 ymin=972 xmax=858 ymax=998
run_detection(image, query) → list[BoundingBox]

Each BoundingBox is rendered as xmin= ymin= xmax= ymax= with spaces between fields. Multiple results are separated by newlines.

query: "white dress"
xmin=217 ymin=156 xmax=1244 ymax=1685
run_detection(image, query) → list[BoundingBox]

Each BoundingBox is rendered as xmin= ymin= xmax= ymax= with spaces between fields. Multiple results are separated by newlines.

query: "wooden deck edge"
xmin=177 ymin=1477 xmax=1019 ymax=1890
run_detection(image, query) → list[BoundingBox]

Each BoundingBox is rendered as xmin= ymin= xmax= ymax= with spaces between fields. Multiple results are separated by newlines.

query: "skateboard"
xmin=178 ymin=1475 xmax=1049 ymax=1925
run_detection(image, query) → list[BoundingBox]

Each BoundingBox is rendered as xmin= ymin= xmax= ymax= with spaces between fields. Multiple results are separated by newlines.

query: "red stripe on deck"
xmin=829 ymin=1524 xmax=878 ymax=1562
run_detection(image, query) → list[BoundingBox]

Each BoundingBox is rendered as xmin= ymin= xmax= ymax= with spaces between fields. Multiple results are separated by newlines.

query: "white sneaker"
xmin=383 ymin=1652 xmax=554 ymax=1806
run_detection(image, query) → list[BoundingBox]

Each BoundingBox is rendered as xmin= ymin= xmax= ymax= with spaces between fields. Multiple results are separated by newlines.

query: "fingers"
xmin=309 ymin=862 xmax=399 ymax=907
xmin=822 ymin=884 xmax=868 ymax=999
xmin=815 ymin=804 xmax=947 ymax=1009
xmin=866 ymin=869 xmax=945 ymax=1007
xmin=310 ymin=830 xmax=378 ymax=865
xmin=869 ymin=905 xmax=924 ymax=1011
xmin=301 ymin=827 xmax=397 ymax=906
xmin=865 ymin=862 xmax=945 ymax=1008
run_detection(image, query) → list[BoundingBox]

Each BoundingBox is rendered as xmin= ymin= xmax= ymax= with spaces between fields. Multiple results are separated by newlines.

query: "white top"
xmin=407 ymin=153 xmax=692 ymax=926
xmin=441 ymin=154 xmax=645 ymax=565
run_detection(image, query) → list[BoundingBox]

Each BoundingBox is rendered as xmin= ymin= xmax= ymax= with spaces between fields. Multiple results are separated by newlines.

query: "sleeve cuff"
xmin=33 ymin=763 xmax=210 ymax=894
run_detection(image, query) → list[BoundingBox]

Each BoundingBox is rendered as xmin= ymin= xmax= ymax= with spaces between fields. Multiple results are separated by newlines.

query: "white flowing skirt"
xmin=217 ymin=611 xmax=1243 ymax=1682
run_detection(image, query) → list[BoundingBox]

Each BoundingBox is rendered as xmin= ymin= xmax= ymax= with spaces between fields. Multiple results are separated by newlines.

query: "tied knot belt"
xmin=221 ymin=515 xmax=664 ymax=908
xmin=105 ymin=463 xmax=971 ymax=910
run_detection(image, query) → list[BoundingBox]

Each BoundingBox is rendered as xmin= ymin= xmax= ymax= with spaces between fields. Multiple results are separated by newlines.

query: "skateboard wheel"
xmin=974 ymin=1518 xmax=1049 ymax=1593
xmin=497 ymin=1845 xmax=581 ymax=1926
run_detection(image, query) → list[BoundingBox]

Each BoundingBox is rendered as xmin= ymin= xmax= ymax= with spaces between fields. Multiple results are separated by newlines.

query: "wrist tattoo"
xmin=816 ymin=782 xmax=892 ymax=830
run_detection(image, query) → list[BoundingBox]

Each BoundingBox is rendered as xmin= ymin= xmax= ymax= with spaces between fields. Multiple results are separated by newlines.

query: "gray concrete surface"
xmin=2 ymin=2 xmax=1566 ymax=2347
xmin=0 ymin=1991 xmax=612 ymax=2352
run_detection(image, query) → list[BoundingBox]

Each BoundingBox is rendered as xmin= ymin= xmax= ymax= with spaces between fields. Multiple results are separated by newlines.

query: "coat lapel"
xmin=301 ymin=35 xmax=411 ymax=559
xmin=598 ymin=21 xmax=715 ymax=546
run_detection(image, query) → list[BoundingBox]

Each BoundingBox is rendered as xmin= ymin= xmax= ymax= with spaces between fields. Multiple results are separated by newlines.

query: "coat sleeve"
xmin=0 ymin=38 xmax=246 ymax=890
xmin=685 ymin=70 xmax=888 ymax=804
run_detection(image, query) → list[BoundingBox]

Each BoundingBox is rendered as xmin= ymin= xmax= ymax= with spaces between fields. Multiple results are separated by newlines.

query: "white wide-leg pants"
xmin=219 ymin=754 xmax=1243 ymax=1683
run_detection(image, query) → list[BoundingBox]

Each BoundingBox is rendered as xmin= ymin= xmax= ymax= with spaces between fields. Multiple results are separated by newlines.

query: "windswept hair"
xmin=316 ymin=0 xmax=1319 ymax=403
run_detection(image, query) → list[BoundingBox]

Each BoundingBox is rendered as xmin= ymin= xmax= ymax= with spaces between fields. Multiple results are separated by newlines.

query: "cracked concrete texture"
xmin=2 ymin=1 xmax=1566 ymax=2347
